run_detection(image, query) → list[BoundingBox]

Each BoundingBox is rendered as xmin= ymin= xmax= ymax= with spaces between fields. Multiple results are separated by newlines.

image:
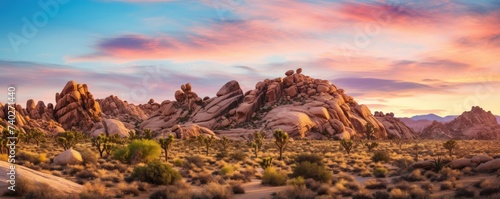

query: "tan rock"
xmin=216 ymin=80 xmax=241 ymax=97
xmin=475 ymin=159 xmax=500 ymax=173
xmin=54 ymin=149 xmax=83 ymax=165
xmin=471 ymin=155 xmax=493 ymax=164
xmin=285 ymin=69 xmax=294 ymax=76
xmin=450 ymin=159 xmax=472 ymax=169
xmin=285 ymin=85 xmax=298 ymax=97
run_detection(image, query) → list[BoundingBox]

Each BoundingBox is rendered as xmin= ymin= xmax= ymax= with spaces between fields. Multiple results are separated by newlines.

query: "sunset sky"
xmin=0 ymin=0 xmax=499 ymax=117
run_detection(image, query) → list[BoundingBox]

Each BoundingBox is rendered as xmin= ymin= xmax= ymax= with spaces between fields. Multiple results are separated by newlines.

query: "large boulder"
xmin=92 ymin=119 xmax=130 ymax=137
xmin=53 ymin=81 xmax=101 ymax=131
xmin=471 ymin=155 xmax=493 ymax=164
xmin=0 ymin=161 xmax=83 ymax=196
xmin=475 ymin=159 xmax=500 ymax=173
xmin=450 ymin=159 xmax=473 ymax=169
xmin=54 ymin=149 xmax=83 ymax=165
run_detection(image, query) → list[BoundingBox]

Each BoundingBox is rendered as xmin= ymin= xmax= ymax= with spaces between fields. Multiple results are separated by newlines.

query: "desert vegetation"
xmin=2 ymin=128 xmax=500 ymax=199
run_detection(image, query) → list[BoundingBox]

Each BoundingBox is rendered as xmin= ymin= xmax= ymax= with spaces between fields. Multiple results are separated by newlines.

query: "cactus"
xmin=273 ymin=129 xmax=289 ymax=160
xmin=158 ymin=134 xmax=175 ymax=161
xmin=260 ymin=157 xmax=273 ymax=169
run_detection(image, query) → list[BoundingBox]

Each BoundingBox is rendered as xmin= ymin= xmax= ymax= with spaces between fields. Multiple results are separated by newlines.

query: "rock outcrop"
xmin=420 ymin=106 xmax=500 ymax=139
xmin=374 ymin=112 xmax=416 ymax=139
xmin=0 ymin=161 xmax=84 ymax=196
xmin=53 ymin=81 xmax=102 ymax=131
xmin=98 ymin=95 xmax=148 ymax=122
xmin=91 ymin=119 xmax=130 ymax=137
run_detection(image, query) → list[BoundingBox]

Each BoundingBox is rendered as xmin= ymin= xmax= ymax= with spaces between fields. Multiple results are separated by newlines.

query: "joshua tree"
xmin=219 ymin=136 xmax=230 ymax=155
xmin=273 ymin=129 xmax=289 ymax=160
xmin=341 ymin=139 xmax=354 ymax=155
xmin=260 ymin=157 xmax=273 ymax=169
xmin=128 ymin=130 xmax=140 ymax=141
xmin=202 ymin=135 xmax=215 ymax=156
xmin=91 ymin=134 xmax=116 ymax=158
xmin=195 ymin=135 xmax=204 ymax=153
xmin=25 ymin=128 xmax=44 ymax=146
xmin=364 ymin=122 xmax=377 ymax=140
xmin=56 ymin=131 xmax=84 ymax=150
xmin=158 ymin=134 xmax=175 ymax=161
xmin=393 ymin=138 xmax=405 ymax=149
xmin=364 ymin=142 xmax=379 ymax=152
xmin=443 ymin=139 xmax=458 ymax=158
xmin=245 ymin=131 xmax=265 ymax=158
xmin=141 ymin=129 xmax=156 ymax=140
xmin=412 ymin=139 xmax=422 ymax=161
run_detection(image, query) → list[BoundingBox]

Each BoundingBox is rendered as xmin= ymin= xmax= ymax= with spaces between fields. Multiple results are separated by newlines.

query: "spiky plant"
xmin=158 ymin=134 xmax=175 ymax=161
xmin=273 ymin=129 xmax=289 ymax=160
xmin=56 ymin=131 xmax=84 ymax=150
xmin=364 ymin=142 xmax=379 ymax=152
xmin=260 ymin=157 xmax=273 ymax=169
xmin=431 ymin=156 xmax=446 ymax=172
xmin=26 ymin=128 xmax=44 ymax=146
xmin=340 ymin=139 xmax=354 ymax=155
xmin=246 ymin=131 xmax=265 ymax=158
xmin=91 ymin=134 xmax=116 ymax=158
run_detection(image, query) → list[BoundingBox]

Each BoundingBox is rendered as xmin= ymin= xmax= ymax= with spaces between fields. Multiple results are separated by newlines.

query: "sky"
xmin=0 ymin=0 xmax=499 ymax=117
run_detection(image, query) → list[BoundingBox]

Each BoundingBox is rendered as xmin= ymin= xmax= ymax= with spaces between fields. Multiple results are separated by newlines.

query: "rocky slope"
xmin=374 ymin=112 xmax=416 ymax=139
xmin=419 ymin=106 xmax=500 ymax=139
xmin=141 ymin=69 xmax=414 ymax=139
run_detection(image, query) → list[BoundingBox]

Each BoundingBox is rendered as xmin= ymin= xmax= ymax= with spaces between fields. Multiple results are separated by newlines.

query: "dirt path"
xmin=233 ymin=179 xmax=287 ymax=199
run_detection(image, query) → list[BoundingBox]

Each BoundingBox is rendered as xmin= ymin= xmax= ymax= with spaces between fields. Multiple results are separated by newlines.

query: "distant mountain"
xmin=419 ymin=106 xmax=500 ymax=139
xmin=497 ymin=116 xmax=500 ymax=124
xmin=410 ymin=114 xmax=457 ymax=122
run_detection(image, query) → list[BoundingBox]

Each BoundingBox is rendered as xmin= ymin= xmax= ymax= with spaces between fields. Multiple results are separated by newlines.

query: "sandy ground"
xmin=233 ymin=179 xmax=287 ymax=199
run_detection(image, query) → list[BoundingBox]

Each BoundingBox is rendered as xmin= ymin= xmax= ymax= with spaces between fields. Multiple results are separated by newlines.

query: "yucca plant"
xmin=273 ymin=129 xmax=289 ymax=160
xmin=260 ymin=157 xmax=273 ymax=169
xmin=158 ymin=134 xmax=175 ymax=161
xmin=364 ymin=142 xmax=379 ymax=152
xmin=431 ymin=156 xmax=446 ymax=172
xmin=443 ymin=140 xmax=458 ymax=158
xmin=341 ymin=139 xmax=354 ymax=155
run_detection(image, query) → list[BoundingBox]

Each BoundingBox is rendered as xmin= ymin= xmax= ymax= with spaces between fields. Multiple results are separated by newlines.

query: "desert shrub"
xmin=196 ymin=182 xmax=232 ymax=199
xmin=173 ymin=158 xmax=184 ymax=167
xmin=365 ymin=179 xmax=387 ymax=189
xmin=353 ymin=189 xmax=375 ymax=199
xmin=129 ymin=160 xmax=181 ymax=185
xmin=474 ymin=178 xmax=495 ymax=189
xmin=185 ymin=155 xmax=206 ymax=168
xmin=332 ymin=172 xmax=355 ymax=183
xmin=440 ymin=181 xmax=455 ymax=190
xmin=3 ymin=177 xmax=64 ymax=198
xmin=420 ymin=182 xmax=434 ymax=192
xmin=262 ymin=167 xmax=288 ymax=186
xmin=231 ymin=183 xmax=245 ymax=194
xmin=273 ymin=186 xmax=316 ymax=199
xmin=406 ymin=169 xmax=426 ymax=182
xmin=295 ymin=153 xmax=323 ymax=166
xmin=149 ymin=181 xmax=192 ymax=199
xmin=76 ymin=170 xmax=98 ymax=179
xmin=220 ymin=164 xmax=238 ymax=176
xmin=192 ymin=172 xmax=215 ymax=185
xmin=117 ymin=182 xmax=140 ymax=197
xmin=288 ymin=176 xmax=306 ymax=187
xmin=80 ymin=180 xmax=113 ymax=199
xmin=304 ymin=178 xmax=322 ymax=191
xmin=292 ymin=161 xmax=331 ymax=183
xmin=454 ymin=187 xmax=475 ymax=198
xmin=18 ymin=151 xmax=43 ymax=164
xmin=75 ymin=147 xmax=98 ymax=165
xmin=389 ymin=188 xmax=409 ymax=199
xmin=373 ymin=191 xmax=390 ymax=199
xmin=480 ymin=186 xmax=500 ymax=196
xmin=317 ymin=185 xmax=331 ymax=195
xmin=113 ymin=139 xmax=161 ymax=164
xmin=230 ymin=151 xmax=247 ymax=161
xmin=373 ymin=167 xmax=388 ymax=178
xmin=441 ymin=168 xmax=461 ymax=180
xmin=409 ymin=186 xmax=428 ymax=199
xmin=371 ymin=151 xmax=391 ymax=163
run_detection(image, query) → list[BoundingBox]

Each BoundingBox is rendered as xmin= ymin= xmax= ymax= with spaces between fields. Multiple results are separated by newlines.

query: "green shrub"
xmin=113 ymin=140 xmax=161 ymax=164
xmin=373 ymin=167 xmax=388 ymax=178
xmin=294 ymin=153 xmax=323 ymax=166
xmin=129 ymin=160 xmax=182 ymax=185
xmin=261 ymin=167 xmax=287 ymax=186
xmin=292 ymin=161 xmax=331 ymax=183
xmin=371 ymin=151 xmax=391 ymax=163
xmin=149 ymin=181 xmax=192 ymax=199
xmin=220 ymin=164 xmax=238 ymax=176
xmin=287 ymin=176 xmax=305 ymax=187
xmin=198 ymin=182 xmax=232 ymax=199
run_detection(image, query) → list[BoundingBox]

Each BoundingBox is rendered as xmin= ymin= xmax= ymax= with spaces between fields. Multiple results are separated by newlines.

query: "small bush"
xmin=295 ymin=153 xmax=323 ymax=166
xmin=365 ymin=179 xmax=387 ymax=189
xmin=149 ymin=181 xmax=192 ymax=199
xmin=389 ymin=188 xmax=409 ymax=199
xmin=231 ymin=183 xmax=245 ymax=194
xmin=373 ymin=191 xmax=390 ymax=199
xmin=185 ymin=155 xmax=205 ymax=168
xmin=409 ymin=186 xmax=428 ymax=199
xmin=440 ymin=181 xmax=455 ymax=190
xmin=273 ymin=186 xmax=316 ymax=199
xmin=455 ymin=187 xmax=475 ymax=198
xmin=287 ymin=176 xmax=306 ymax=187
xmin=198 ymin=182 xmax=232 ymax=199
xmin=353 ymin=189 xmax=374 ymax=199
xmin=76 ymin=147 xmax=98 ymax=165
xmin=130 ymin=160 xmax=182 ymax=185
xmin=76 ymin=170 xmax=98 ymax=179
xmin=113 ymin=139 xmax=161 ymax=164
xmin=371 ymin=151 xmax=390 ymax=163
xmin=262 ymin=167 xmax=287 ymax=186
xmin=480 ymin=186 xmax=500 ymax=196
xmin=292 ymin=161 xmax=331 ymax=183
xmin=0 ymin=154 xmax=8 ymax=161
xmin=373 ymin=167 xmax=388 ymax=178
xmin=220 ymin=164 xmax=238 ymax=176
xmin=230 ymin=151 xmax=247 ymax=161
xmin=304 ymin=178 xmax=322 ymax=191
xmin=192 ymin=172 xmax=215 ymax=185
xmin=407 ymin=169 xmax=426 ymax=182
xmin=80 ymin=181 xmax=113 ymax=199
xmin=173 ymin=158 xmax=184 ymax=167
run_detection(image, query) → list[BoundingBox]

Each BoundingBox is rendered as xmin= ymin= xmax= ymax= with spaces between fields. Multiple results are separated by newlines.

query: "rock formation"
xmin=91 ymin=118 xmax=130 ymax=137
xmin=420 ymin=106 xmax=500 ymax=139
xmin=54 ymin=149 xmax=84 ymax=165
xmin=53 ymin=81 xmax=102 ymax=131
xmin=374 ymin=112 xmax=416 ymax=139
